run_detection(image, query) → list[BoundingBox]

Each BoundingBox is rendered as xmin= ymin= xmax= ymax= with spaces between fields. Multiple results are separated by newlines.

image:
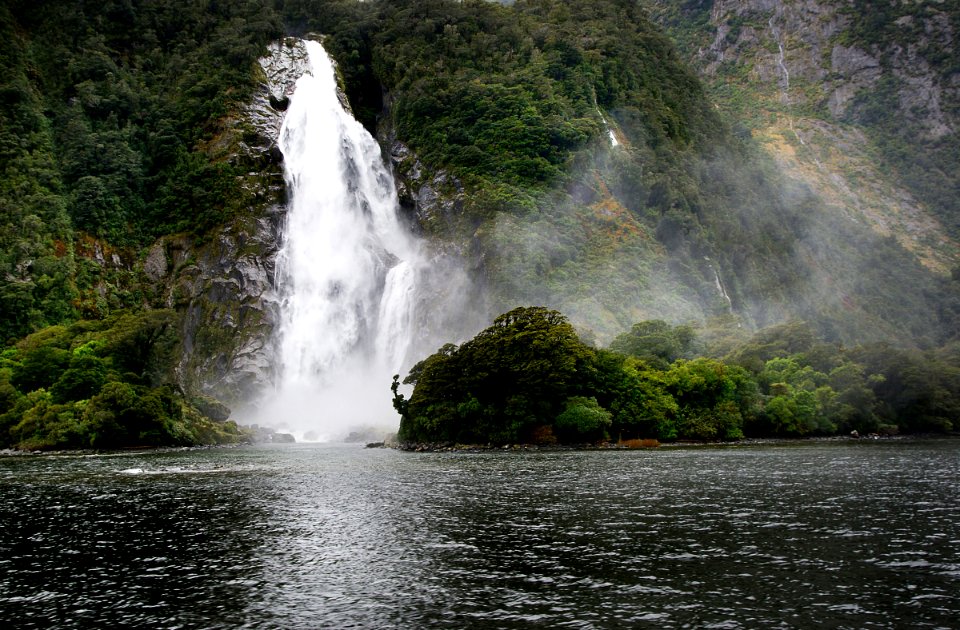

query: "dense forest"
xmin=1 ymin=0 xmax=958 ymax=450
xmin=395 ymin=307 xmax=960 ymax=446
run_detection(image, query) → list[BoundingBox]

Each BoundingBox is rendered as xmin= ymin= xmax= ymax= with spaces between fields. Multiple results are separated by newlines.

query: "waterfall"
xmin=768 ymin=16 xmax=790 ymax=103
xmin=704 ymin=256 xmax=733 ymax=310
xmin=596 ymin=107 xmax=620 ymax=147
xmin=259 ymin=40 xmax=423 ymax=441
xmin=768 ymin=15 xmax=805 ymax=146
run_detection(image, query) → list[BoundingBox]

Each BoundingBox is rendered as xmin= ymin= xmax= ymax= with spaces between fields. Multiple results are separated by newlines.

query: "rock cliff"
xmin=649 ymin=0 xmax=959 ymax=273
xmin=157 ymin=38 xmax=315 ymax=407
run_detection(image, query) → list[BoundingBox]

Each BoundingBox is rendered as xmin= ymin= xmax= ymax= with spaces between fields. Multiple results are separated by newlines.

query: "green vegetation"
xmin=2 ymin=0 xmax=958 ymax=449
xmin=0 ymin=311 xmax=245 ymax=450
xmin=395 ymin=308 xmax=959 ymax=446
xmin=374 ymin=0 xmax=716 ymax=190
xmin=0 ymin=0 xmax=288 ymax=447
xmin=0 ymin=0 xmax=283 ymax=342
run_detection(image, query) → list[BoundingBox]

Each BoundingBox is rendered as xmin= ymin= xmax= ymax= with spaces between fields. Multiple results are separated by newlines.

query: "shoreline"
xmin=4 ymin=432 xmax=957 ymax=457
xmin=0 ymin=442 xmax=252 ymax=458
xmin=391 ymin=432 xmax=960 ymax=453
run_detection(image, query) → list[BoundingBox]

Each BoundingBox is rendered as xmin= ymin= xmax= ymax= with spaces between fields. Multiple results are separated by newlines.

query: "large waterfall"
xmin=260 ymin=40 xmax=424 ymax=440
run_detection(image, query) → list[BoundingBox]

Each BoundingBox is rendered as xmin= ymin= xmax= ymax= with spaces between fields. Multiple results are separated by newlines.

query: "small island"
xmin=393 ymin=306 xmax=958 ymax=448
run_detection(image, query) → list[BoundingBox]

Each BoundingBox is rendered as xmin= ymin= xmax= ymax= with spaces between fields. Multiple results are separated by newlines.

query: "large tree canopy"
xmin=396 ymin=306 xmax=594 ymax=444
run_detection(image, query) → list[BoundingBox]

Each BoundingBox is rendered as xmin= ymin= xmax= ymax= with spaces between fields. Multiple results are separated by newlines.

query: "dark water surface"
xmin=1 ymin=440 xmax=958 ymax=628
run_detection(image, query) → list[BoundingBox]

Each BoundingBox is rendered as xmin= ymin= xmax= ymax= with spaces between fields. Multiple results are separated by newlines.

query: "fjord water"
xmin=2 ymin=441 xmax=958 ymax=628
xmin=260 ymin=40 xmax=423 ymax=438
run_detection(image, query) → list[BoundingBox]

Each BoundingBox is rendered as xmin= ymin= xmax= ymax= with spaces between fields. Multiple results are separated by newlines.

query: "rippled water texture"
xmin=1 ymin=441 xmax=958 ymax=628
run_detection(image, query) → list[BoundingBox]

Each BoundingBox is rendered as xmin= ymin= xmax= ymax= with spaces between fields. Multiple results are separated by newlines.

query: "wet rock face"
xmin=164 ymin=39 xmax=321 ymax=406
xmin=246 ymin=38 xmax=311 ymax=150
xmin=388 ymin=139 xmax=465 ymax=232
xmin=165 ymin=209 xmax=283 ymax=406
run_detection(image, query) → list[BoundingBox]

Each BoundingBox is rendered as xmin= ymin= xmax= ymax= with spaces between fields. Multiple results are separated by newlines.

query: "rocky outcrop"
xmin=388 ymin=139 xmax=465 ymax=234
xmin=692 ymin=0 xmax=956 ymax=138
xmin=164 ymin=212 xmax=282 ymax=405
xmin=653 ymin=0 xmax=959 ymax=273
xmin=377 ymin=90 xmax=466 ymax=238
xmin=827 ymin=44 xmax=881 ymax=118
xmin=249 ymin=38 xmax=311 ymax=143
xmin=699 ymin=0 xmax=843 ymax=108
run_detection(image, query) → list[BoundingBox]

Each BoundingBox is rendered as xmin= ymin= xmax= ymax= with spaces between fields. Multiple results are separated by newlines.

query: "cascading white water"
xmin=595 ymin=107 xmax=619 ymax=147
xmin=260 ymin=40 xmax=423 ymax=440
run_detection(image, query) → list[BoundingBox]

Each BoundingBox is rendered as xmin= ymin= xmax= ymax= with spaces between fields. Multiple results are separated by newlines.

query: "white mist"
xmin=259 ymin=40 xmax=422 ymax=441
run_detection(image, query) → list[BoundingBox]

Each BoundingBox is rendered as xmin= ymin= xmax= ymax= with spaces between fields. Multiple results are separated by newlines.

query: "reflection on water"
xmin=1 ymin=441 xmax=958 ymax=628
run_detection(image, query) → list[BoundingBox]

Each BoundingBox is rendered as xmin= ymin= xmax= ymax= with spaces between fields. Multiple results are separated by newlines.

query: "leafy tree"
xmin=11 ymin=346 xmax=71 ymax=393
xmin=554 ymin=396 xmax=612 ymax=442
xmin=50 ymin=354 xmax=107 ymax=404
xmin=397 ymin=306 xmax=595 ymax=444
xmin=588 ymin=349 xmax=678 ymax=440
xmin=664 ymin=358 xmax=753 ymax=440
xmin=99 ymin=310 xmax=177 ymax=383
xmin=609 ymin=319 xmax=697 ymax=368
xmin=0 ymin=309 xmax=241 ymax=450
xmin=850 ymin=344 xmax=960 ymax=433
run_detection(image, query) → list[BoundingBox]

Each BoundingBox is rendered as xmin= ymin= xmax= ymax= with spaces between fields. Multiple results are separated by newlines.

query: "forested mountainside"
xmin=1 ymin=0 xmax=958 ymax=449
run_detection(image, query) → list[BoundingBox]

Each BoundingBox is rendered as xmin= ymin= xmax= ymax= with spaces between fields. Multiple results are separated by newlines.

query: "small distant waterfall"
xmin=704 ymin=256 xmax=733 ymax=310
xmin=596 ymin=108 xmax=619 ymax=147
xmin=259 ymin=40 xmax=425 ymax=440
xmin=769 ymin=14 xmax=806 ymax=146
xmin=768 ymin=16 xmax=790 ymax=104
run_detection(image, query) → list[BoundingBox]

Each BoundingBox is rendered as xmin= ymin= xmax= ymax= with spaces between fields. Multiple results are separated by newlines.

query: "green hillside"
xmin=1 ymin=0 xmax=958 ymax=449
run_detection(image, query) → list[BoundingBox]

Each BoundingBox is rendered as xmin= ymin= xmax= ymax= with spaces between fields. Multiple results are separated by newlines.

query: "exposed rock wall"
xmin=657 ymin=0 xmax=959 ymax=273
xmin=157 ymin=38 xmax=316 ymax=406
xmin=698 ymin=0 xmax=956 ymax=136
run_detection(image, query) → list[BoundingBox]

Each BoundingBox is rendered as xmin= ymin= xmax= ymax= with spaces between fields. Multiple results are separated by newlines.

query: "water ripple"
xmin=1 ymin=441 xmax=958 ymax=628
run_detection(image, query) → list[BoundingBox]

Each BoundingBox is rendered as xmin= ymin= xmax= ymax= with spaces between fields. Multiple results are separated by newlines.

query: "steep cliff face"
xmin=648 ymin=0 xmax=960 ymax=272
xmin=160 ymin=39 xmax=313 ymax=406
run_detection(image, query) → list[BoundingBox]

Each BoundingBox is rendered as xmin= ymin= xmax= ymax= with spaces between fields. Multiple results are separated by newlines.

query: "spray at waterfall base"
xmin=243 ymin=40 xmax=471 ymax=442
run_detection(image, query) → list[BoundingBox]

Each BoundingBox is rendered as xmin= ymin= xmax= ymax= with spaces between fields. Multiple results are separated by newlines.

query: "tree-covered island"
xmin=393 ymin=307 xmax=959 ymax=447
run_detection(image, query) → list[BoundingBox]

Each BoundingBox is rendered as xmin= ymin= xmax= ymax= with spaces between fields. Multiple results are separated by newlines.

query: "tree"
xmin=588 ymin=349 xmax=678 ymax=440
xmin=11 ymin=345 xmax=71 ymax=393
xmin=397 ymin=306 xmax=596 ymax=444
xmin=50 ymin=353 xmax=107 ymax=403
xmin=555 ymin=396 xmax=612 ymax=442
xmin=665 ymin=358 xmax=752 ymax=440
xmin=608 ymin=319 xmax=698 ymax=368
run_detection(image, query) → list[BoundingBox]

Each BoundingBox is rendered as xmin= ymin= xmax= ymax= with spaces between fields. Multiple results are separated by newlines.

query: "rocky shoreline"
xmin=4 ymin=432 xmax=955 ymax=457
xmin=388 ymin=432 xmax=960 ymax=453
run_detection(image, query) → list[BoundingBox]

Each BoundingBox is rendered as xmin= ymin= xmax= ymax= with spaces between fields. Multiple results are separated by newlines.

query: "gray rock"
xmin=170 ymin=208 xmax=284 ymax=406
xmin=143 ymin=241 xmax=168 ymax=282
xmin=828 ymin=45 xmax=881 ymax=118
xmin=246 ymin=37 xmax=311 ymax=152
xmin=192 ymin=395 xmax=232 ymax=422
xmin=387 ymin=138 xmax=465 ymax=232
xmin=271 ymin=432 xmax=296 ymax=444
